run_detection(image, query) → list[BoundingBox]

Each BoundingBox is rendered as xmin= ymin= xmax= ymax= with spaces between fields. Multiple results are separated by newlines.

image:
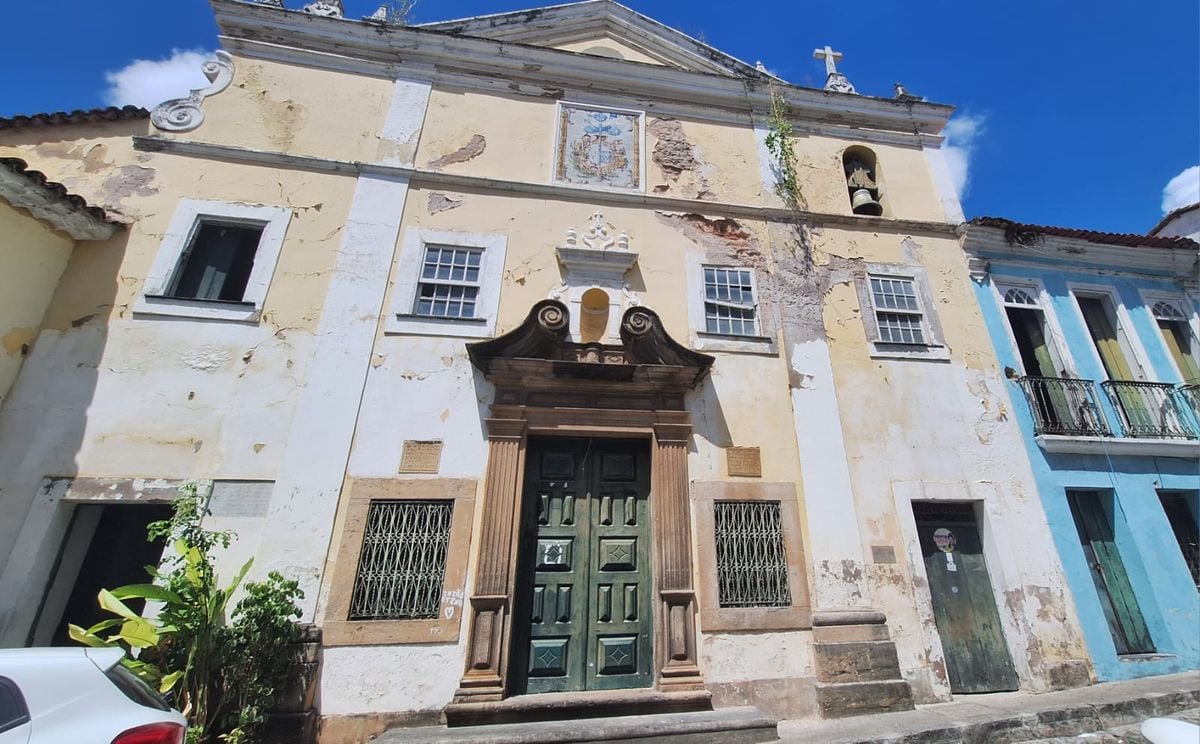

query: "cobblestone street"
xmin=1017 ymin=708 xmax=1199 ymax=744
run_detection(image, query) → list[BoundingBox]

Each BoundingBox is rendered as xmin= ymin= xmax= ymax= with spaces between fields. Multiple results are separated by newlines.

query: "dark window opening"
xmin=1159 ymin=491 xmax=1199 ymax=590
xmin=713 ymin=500 xmax=791 ymax=608
xmin=168 ymin=222 xmax=263 ymax=302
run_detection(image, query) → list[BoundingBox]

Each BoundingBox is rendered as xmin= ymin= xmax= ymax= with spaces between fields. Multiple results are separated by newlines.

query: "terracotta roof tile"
xmin=1149 ymin=202 xmax=1200 ymax=237
xmin=0 ymin=105 xmax=148 ymax=131
xmin=970 ymin=216 xmax=1197 ymax=251
xmin=0 ymin=157 xmax=114 ymax=226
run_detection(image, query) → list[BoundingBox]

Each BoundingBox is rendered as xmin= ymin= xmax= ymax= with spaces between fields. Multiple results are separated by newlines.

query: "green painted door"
xmin=914 ymin=502 xmax=1019 ymax=694
xmin=513 ymin=438 xmax=653 ymax=694
xmin=1067 ymin=491 xmax=1154 ymax=655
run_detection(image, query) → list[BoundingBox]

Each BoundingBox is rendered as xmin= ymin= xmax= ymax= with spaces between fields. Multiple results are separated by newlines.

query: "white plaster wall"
xmin=1154 ymin=208 xmax=1200 ymax=241
xmin=346 ymin=336 xmax=491 ymax=479
xmin=0 ymin=319 xmax=309 ymax=644
xmin=320 ymin=644 xmax=464 ymax=716
xmin=700 ymin=630 xmax=814 ymax=683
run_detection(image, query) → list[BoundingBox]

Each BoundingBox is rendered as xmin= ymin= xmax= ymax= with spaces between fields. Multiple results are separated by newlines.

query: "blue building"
xmin=963 ymin=215 xmax=1199 ymax=682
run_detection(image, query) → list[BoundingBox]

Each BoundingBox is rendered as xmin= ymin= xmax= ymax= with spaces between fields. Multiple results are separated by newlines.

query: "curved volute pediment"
xmin=467 ymin=300 xmax=713 ymax=389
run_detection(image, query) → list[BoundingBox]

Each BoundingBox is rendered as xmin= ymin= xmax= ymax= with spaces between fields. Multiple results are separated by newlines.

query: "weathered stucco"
xmin=0 ymin=203 xmax=73 ymax=404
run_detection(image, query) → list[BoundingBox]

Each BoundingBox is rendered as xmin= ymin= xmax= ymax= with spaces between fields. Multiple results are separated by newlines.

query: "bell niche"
xmin=843 ymin=146 xmax=884 ymax=216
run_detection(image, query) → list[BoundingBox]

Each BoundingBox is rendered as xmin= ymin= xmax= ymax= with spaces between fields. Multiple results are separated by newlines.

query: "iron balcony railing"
xmin=1101 ymin=381 xmax=1200 ymax=440
xmin=1180 ymin=383 xmax=1200 ymax=421
xmin=1016 ymin=376 xmax=1111 ymax=437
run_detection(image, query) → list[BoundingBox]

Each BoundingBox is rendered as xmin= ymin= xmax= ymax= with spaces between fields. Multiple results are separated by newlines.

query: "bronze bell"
xmin=850 ymin=188 xmax=883 ymax=216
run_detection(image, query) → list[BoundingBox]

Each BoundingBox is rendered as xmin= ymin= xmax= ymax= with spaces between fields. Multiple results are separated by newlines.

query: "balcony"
xmin=1016 ymin=376 xmax=1199 ymax=457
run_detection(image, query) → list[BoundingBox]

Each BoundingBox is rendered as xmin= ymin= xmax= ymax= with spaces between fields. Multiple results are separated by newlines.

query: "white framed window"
xmin=992 ymin=277 xmax=1076 ymax=378
xmin=385 ymin=229 xmax=507 ymax=338
xmin=855 ymin=263 xmax=947 ymax=360
xmin=1140 ymin=291 xmax=1200 ymax=383
xmin=1066 ymin=283 xmax=1153 ymax=382
xmin=685 ymin=255 xmax=774 ymax=354
xmin=135 ymin=199 xmax=292 ymax=322
xmin=703 ymin=266 xmax=758 ymax=337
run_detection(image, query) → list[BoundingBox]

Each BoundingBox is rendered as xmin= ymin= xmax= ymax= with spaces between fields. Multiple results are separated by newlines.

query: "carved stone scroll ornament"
xmin=303 ymin=0 xmax=345 ymax=16
xmin=150 ymin=51 xmax=235 ymax=133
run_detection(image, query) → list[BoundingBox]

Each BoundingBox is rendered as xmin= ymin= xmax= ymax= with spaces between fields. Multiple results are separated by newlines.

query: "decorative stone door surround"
xmin=452 ymin=300 xmax=714 ymax=703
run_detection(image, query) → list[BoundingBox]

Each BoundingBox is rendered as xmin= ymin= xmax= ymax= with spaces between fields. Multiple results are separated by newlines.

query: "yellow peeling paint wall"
xmin=167 ymin=55 xmax=397 ymax=164
xmin=0 ymin=203 xmax=73 ymax=404
xmin=815 ymin=225 xmax=1092 ymax=700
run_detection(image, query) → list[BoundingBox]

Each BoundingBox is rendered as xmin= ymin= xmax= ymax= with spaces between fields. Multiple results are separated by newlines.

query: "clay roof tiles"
xmin=0 ymin=156 xmax=114 ymax=226
xmin=970 ymin=216 xmax=1198 ymax=251
xmin=0 ymin=105 xmax=148 ymax=131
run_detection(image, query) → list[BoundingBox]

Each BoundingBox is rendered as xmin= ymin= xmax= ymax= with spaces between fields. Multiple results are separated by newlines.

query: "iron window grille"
xmin=415 ymin=244 xmax=483 ymax=319
xmin=870 ymin=275 xmax=925 ymax=344
xmin=703 ymin=266 xmax=758 ymax=336
xmin=349 ymin=500 xmax=454 ymax=620
xmin=713 ymin=500 xmax=791 ymax=608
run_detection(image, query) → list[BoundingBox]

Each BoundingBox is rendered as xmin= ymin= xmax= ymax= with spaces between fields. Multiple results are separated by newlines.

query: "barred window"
xmin=415 ymin=245 xmax=483 ymax=319
xmin=349 ymin=500 xmax=453 ymax=620
xmin=870 ymin=276 xmax=925 ymax=344
xmin=704 ymin=266 xmax=757 ymax=336
xmin=714 ymin=500 xmax=791 ymax=608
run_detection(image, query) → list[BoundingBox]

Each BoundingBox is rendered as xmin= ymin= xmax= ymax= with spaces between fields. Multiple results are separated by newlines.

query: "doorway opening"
xmin=510 ymin=437 xmax=653 ymax=694
xmin=912 ymin=501 xmax=1018 ymax=694
xmin=35 ymin=503 xmax=173 ymax=646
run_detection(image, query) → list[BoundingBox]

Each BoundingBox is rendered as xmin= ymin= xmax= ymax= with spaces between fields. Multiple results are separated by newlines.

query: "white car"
xmin=0 ymin=647 xmax=187 ymax=744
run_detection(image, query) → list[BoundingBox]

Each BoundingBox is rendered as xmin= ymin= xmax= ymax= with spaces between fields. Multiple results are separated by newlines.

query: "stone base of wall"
xmin=707 ymin=676 xmax=818 ymax=720
xmin=264 ymin=624 xmax=323 ymax=744
xmin=319 ymin=711 xmax=444 ymax=744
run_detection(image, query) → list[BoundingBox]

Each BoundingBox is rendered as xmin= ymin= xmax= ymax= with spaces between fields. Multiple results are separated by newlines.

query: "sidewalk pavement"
xmin=777 ymin=672 xmax=1199 ymax=744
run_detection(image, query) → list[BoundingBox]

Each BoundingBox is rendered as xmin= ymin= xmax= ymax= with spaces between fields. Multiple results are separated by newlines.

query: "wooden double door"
xmin=511 ymin=437 xmax=653 ymax=694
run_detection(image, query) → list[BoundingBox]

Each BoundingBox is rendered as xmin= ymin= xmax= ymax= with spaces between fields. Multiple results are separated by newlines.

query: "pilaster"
xmin=652 ymin=422 xmax=704 ymax=692
xmin=455 ymin=417 xmax=527 ymax=702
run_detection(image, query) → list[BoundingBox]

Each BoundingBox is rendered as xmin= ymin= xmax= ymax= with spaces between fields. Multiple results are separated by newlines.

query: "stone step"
xmin=377 ymin=706 xmax=779 ymax=743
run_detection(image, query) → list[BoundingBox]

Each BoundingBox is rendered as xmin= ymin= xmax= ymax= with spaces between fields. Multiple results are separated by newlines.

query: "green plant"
xmin=763 ymin=86 xmax=801 ymax=209
xmin=70 ymin=483 xmax=303 ymax=744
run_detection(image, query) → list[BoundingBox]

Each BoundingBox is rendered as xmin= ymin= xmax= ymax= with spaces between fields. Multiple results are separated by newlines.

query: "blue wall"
xmin=973 ymin=265 xmax=1199 ymax=681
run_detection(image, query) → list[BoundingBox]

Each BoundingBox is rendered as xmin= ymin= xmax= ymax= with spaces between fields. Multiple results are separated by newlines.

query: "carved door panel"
xmin=514 ymin=438 xmax=652 ymax=694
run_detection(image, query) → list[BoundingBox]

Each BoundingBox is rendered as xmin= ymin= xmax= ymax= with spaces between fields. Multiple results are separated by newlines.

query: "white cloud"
xmin=103 ymin=49 xmax=214 ymax=110
xmin=941 ymin=114 xmax=986 ymax=199
xmin=1161 ymin=165 xmax=1200 ymax=214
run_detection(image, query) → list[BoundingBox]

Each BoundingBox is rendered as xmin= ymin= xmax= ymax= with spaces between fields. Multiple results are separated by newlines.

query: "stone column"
xmin=454 ymin=417 xmax=527 ymax=702
xmin=652 ymin=423 xmax=704 ymax=692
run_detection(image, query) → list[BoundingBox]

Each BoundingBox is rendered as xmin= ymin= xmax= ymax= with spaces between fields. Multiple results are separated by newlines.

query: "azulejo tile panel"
xmin=555 ymin=104 xmax=642 ymax=190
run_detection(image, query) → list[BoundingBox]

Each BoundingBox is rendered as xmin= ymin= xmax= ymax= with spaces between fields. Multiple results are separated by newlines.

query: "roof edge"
xmin=1149 ymin=202 xmax=1200 ymax=237
xmin=0 ymin=158 xmax=120 ymax=241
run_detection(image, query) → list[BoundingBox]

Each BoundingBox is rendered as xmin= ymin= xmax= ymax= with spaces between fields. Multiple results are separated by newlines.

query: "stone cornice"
xmin=960 ymin=224 xmax=1199 ymax=281
xmin=133 ymin=135 xmax=961 ymax=238
xmin=210 ymin=0 xmax=954 ymax=135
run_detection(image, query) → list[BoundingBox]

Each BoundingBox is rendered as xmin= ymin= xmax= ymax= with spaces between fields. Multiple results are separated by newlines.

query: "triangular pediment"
xmin=417 ymin=0 xmax=770 ymax=79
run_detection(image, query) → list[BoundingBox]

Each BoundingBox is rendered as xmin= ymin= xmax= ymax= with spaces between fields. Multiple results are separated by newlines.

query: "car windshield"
xmin=105 ymin=664 xmax=172 ymax=712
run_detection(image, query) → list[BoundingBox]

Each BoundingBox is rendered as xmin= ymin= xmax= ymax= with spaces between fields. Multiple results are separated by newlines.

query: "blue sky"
xmin=3 ymin=0 xmax=1197 ymax=234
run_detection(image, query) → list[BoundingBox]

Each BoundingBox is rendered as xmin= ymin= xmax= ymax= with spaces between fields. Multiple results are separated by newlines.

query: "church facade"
xmin=5 ymin=0 xmax=1188 ymax=740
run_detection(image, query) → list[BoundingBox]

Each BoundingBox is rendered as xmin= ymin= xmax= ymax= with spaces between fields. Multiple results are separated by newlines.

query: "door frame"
xmin=453 ymin=404 xmax=703 ymax=703
xmin=892 ymin=482 xmax=1043 ymax=696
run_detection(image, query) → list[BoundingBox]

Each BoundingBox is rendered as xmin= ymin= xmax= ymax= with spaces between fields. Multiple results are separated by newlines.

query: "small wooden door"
xmin=512 ymin=438 xmax=653 ymax=694
xmin=914 ymin=502 xmax=1019 ymax=694
xmin=1067 ymin=491 xmax=1154 ymax=655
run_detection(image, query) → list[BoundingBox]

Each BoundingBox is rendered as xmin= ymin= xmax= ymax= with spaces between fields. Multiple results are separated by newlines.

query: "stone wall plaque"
xmin=400 ymin=440 xmax=443 ymax=474
xmin=871 ymin=545 xmax=897 ymax=564
xmin=726 ymin=447 xmax=762 ymax=478
xmin=208 ymin=481 xmax=273 ymax=518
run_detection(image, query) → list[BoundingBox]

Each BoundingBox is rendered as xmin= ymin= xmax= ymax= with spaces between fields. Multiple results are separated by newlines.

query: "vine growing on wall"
xmin=764 ymin=86 xmax=802 ymax=210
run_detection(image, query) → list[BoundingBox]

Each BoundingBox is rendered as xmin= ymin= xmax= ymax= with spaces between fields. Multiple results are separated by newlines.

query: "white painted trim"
xmin=684 ymin=253 xmax=777 ymax=355
xmin=254 ymin=173 xmax=412 ymax=620
xmin=1066 ymin=281 xmax=1156 ymax=382
xmin=1036 ymin=434 xmax=1200 ymax=458
xmin=920 ymin=142 xmax=964 ymax=225
xmin=551 ymin=101 xmax=647 ymax=194
xmin=989 ymin=274 xmax=1077 ymax=377
xmin=384 ymin=229 xmax=507 ymax=339
xmin=134 ymin=199 xmax=292 ymax=322
xmin=1138 ymin=289 xmax=1200 ymax=382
